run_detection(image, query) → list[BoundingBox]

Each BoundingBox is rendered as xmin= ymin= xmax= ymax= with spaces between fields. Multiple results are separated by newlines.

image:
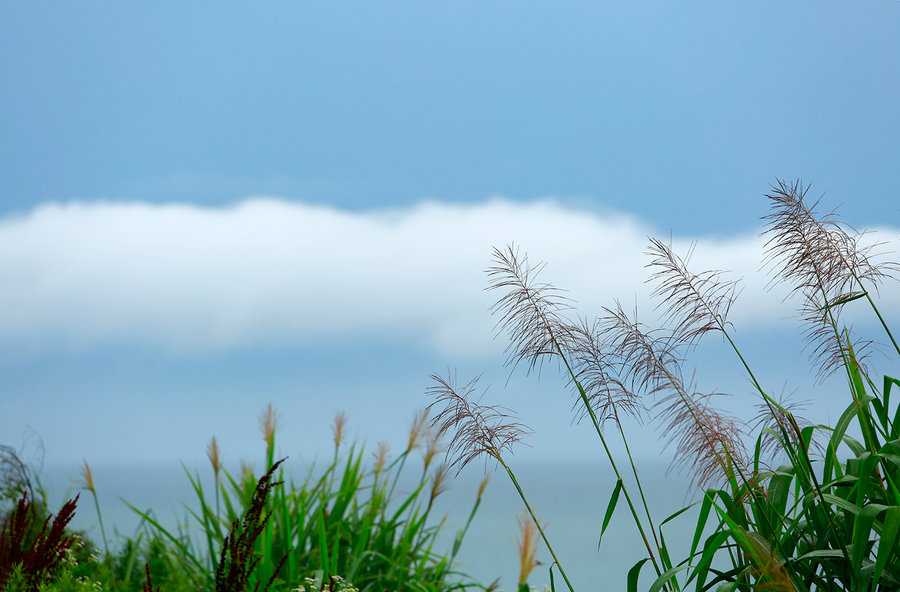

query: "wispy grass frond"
xmin=751 ymin=393 xmax=821 ymax=462
xmin=763 ymin=178 xmax=897 ymax=379
xmin=515 ymin=510 xmax=543 ymax=586
xmin=657 ymin=385 xmax=746 ymax=490
xmin=79 ymin=460 xmax=95 ymax=494
xmin=600 ymin=303 xmax=687 ymax=400
xmin=206 ymin=437 xmax=221 ymax=476
xmin=427 ymin=371 xmax=531 ymax=474
xmin=406 ymin=408 xmax=429 ymax=454
xmin=421 ymin=429 xmax=443 ymax=474
xmin=372 ymin=441 xmax=390 ymax=474
xmin=332 ymin=411 xmax=347 ymax=451
xmin=487 ymin=244 xmax=575 ymax=374
xmin=645 ymin=237 xmax=740 ymax=349
xmin=259 ymin=404 xmax=279 ymax=451
xmin=567 ymin=318 xmax=646 ymax=426
xmin=602 ymin=303 xmax=746 ymax=489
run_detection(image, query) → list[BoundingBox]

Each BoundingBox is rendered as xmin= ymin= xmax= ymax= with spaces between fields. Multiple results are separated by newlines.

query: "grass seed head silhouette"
xmin=487 ymin=244 xmax=575 ymax=375
xmin=763 ymin=178 xmax=897 ymax=380
xmin=427 ymin=371 xmax=531 ymax=474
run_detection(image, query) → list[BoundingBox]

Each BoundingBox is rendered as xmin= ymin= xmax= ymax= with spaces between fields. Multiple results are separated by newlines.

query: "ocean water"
xmin=40 ymin=459 xmax=702 ymax=591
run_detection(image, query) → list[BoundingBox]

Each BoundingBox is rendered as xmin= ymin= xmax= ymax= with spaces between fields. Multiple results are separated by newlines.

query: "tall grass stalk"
xmin=430 ymin=178 xmax=900 ymax=591
xmin=79 ymin=460 xmax=109 ymax=558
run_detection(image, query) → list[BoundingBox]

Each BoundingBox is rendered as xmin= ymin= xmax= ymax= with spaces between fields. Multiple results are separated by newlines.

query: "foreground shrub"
xmin=0 ymin=494 xmax=79 ymax=591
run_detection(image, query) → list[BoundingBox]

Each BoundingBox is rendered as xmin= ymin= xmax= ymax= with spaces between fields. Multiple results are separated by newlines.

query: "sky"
xmin=2 ymin=1 xmax=899 ymax=474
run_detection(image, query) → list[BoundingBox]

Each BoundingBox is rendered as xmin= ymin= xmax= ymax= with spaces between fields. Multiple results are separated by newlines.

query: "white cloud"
xmin=1 ymin=197 xmax=898 ymax=356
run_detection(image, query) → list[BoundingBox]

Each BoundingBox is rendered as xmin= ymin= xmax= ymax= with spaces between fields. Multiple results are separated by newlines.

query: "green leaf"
xmin=626 ymin=558 xmax=650 ymax=592
xmin=598 ymin=479 xmax=623 ymax=549
xmin=852 ymin=503 xmax=889 ymax=576
xmin=648 ymin=564 xmax=688 ymax=592
xmin=873 ymin=506 xmax=900 ymax=585
xmin=816 ymin=291 xmax=867 ymax=311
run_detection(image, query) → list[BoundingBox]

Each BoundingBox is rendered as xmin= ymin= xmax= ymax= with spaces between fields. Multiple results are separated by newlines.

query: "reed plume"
xmin=762 ymin=178 xmax=898 ymax=379
xmin=567 ymin=318 xmax=645 ymax=426
xmin=332 ymin=411 xmax=347 ymax=452
xmin=79 ymin=459 xmax=110 ymax=557
xmin=427 ymin=371 xmax=531 ymax=474
xmin=372 ymin=441 xmax=390 ymax=475
xmin=515 ymin=510 xmax=543 ymax=588
xmin=487 ymin=244 xmax=574 ymax=375
xmin=645 ymin=237 xmax=740 ymax=350
xmin=406 ymin=409 xmax=429 ymax=454
xmin=207 ymin=436 xmax=223 ymax=518
xmin=260 ymin=404 xmax=280 ymax=463
xmin=485 ymin=244 xmax=666 ymax=580
xmin=601 ymin=303 xmax=747 ymax=490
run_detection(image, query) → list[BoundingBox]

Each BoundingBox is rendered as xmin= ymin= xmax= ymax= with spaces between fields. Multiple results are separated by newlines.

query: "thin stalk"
xmin=88 ymin=489 xmax=110 ymax=557
xmin=564 ymin=356 xmax=664 ymax=579
xmin=499 ymin=458 xmax=576 ymax=592
xmin=540 ymin=313 xmax=665 ymax=580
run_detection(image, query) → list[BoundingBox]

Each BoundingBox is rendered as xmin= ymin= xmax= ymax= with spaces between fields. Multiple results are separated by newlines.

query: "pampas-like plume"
xmin=762 ymin=178 xmax=896 ymax=380
xmin=427 ymin=371 xmax=531 ymax=474
xmin=751 ymin=393 xmax=820 ymax=462
xmin=406 ymin=409 xmax=429 ymax=454
xmin=515 ymin=510 xmax=544 ymax=586
xmin=567 ymin=318 xmax=646 ymax=426
xmin=332 ymin=411 xmax=347 ymax=451
xmin=487 ymin=244 xmax=574 ymax=374
xmin=645 ymin=237 xmax=740 ymax=349
xmin=260 ymin=403 xmax=280 ymax=453
xmin=602 ymin=303 xmax=747 ymax=489
xmin=488 ymin=245 xmax=646 ymax=426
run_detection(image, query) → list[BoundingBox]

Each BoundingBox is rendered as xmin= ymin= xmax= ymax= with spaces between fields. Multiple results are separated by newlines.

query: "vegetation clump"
xmin=1 ymin=410 xmax=488 ymax=592
xmin=430 ymin=178 xmax=900 ymax=591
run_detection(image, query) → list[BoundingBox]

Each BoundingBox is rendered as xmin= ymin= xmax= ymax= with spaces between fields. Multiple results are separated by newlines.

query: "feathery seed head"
xmin=206 ymin=436 xmax=221 ymax=476
xmin=79 ymin=459 xmax=95 ymax=494
xmin=406 ymin=409 xmax=428 ymax=454
xmin=332 ymin=411 xmax=348 ymax=450
xmin=421 ymin=429 xmax=443 ymax=473
xmin=429 ymin=463 xmax=451 ymax=503
xmin=427 ymin=370 xmax=531 ymax=474
xmin=645 ymin=237 xmax=740 ymax=350
xmin=567 ymin=318 xmax=646 ymax=426
xmin=487 ymin=244 xmax=575 ymax=375
xmin=477 ymin=474 xmax=490 ymax=500
xmin=373 ymin=441 xmax=390 ymax=474
xmin=762 ymin=178 xmax=896 ymax=380
xmin=658 ymin=385 xmax=747 ymax=490
xmin=259 ymin=403 xmax=280 ymax=450
xmin=516 ymin=511 xmax=544 ymax=586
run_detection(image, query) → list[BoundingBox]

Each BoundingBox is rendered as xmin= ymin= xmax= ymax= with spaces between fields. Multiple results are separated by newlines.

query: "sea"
xmin=40 ymin=459 xmax=704 ymax=592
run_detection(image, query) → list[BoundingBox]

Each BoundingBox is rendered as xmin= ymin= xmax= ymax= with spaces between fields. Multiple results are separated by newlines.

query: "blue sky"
xmin=2 ymin=2 xmax=899 ymax=472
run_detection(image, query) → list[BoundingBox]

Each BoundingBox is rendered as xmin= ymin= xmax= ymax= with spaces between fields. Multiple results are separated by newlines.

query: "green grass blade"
xmin=873 ymin=506 xmax=900 ymax=586
xmin=647 ymin=564 xmax=688 ymax=592
xmin=598 ymin=479 xmax=623 ymax=549
xmin=627 ymin=558 xmax=650 ymax=592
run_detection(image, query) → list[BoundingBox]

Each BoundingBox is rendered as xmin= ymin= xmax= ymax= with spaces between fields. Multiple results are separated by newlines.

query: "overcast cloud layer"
xmin=2 ymin=197 xmax=898 ymax=357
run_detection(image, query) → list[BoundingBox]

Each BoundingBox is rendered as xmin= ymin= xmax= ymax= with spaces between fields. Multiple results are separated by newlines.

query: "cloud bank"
xmin=1 ymin=197 xmax=898 ymax=356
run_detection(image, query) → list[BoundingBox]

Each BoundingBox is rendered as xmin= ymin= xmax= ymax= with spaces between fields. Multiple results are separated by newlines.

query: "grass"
xmin=428 ymin=178 xmax=900 ymax=591
xmin=0 ymin=409 xmax=492 ymax=592
xmin=3 ymin=176 xmax=898 ymax=591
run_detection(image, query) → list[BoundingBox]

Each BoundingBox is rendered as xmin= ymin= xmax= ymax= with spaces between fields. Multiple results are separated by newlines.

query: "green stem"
xmin=90 ymin=489 xmax=110 ymax=557
xmin=499 ymin=458 xmax=576 ymax=592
